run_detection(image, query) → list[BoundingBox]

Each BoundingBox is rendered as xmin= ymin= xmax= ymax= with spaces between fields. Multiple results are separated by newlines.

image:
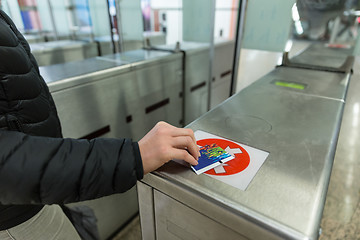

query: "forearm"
xmin=0 ymin=130 xmax=143 ymax=205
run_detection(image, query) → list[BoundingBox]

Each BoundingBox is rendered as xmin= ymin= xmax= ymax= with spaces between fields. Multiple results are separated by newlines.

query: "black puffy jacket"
xmin=0 ymin=10 xmax=143 ymax=229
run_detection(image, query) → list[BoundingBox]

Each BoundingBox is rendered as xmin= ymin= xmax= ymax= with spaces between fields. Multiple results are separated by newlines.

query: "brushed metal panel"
xmin=127 ymin=59 xmax=183 ymax=140
xmin=213 ymin=40 xmax=235 ymax=82
xmin=153 ymin=188 xmax=278 ymax=240
xmin=154 ymin=40 xmax=235 ymax=124
xmin=124 ymin=86 xmax=182 ymax=141
xmin=50 ymin=51 xmax=183 ymax=139
xmin=41 ymin=58 xmax=120 ymax=84
xmin=184 ymin=47 xmax=210 ymax=124
xmin=154 ymin=190 xmax=247 ymax=240
xmin=51 ymin=71 xmax=137 ymax=139
xmin=142 ymin=173 xmax=292 ymax=240
xmin=137 ymin=182 xmax=155 ymax=240
xmin=44 ymin=50 xmax=181 ymax=92
xmin=211 ymin=74 xmax=232 ymax=109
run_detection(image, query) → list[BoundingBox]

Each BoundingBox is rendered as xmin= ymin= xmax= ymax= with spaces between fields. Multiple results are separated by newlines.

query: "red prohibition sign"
xmin=197 ymin=138 xmax=250 ymax=176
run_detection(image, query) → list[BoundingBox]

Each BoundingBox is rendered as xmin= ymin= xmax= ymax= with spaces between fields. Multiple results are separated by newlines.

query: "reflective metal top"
xmin=97 ymin=49 xmax=172 ymax=65
xmin=147 ymin=66 xmax=351 ymax=239
xmin=40 ymin=49 xmax=179 ymax=92
xmin=30 ymin=40 xmax=92 ymax=52
xmin=40 ymin=58 xmax=120 ymax=84
xmin=290 ymin=43 xmax=354 ymax=68
xmin=155 ymin=39 xmax=231 ymax=53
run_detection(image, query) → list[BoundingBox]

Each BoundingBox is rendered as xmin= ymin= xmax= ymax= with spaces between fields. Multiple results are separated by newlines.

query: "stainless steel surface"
xmin=141 ymin=170 xmax=285 ymax=240
xmin=42 ymin=49 xmax=179 ymax=92
xmin=39 ymin=49 xmax=175 ymax=88
xmin=137 ymin=182 xmax=156 ymax=240
xmin=30 ymin=40 xmax=98 ymax=66
xmin=143 ymin=32 xmax=166 ymax=46
xmin=121 ymin=40 xmax=144 ymax=52
xmin=184 ymin=43 xmax=210 ymax=124
xmin=154 ymin=190 xmax=249 ymax=240
xmin=40 ymin=58 xmax=121 ymax=84
xmin=43 ymin=48 xmax=184 ymax=139
xmin=50 ymin=69 xmax=135 ymax=139
xmin=98 ymin=49 xmax=173 ymax=65
xmin=93 ymin=33 xmax=165 ymax=56
xmin=94 ymin=36 xmax=115 ymax=55
xmin=50 ymin=51 xmax=183 ymax=140
xmin=30 ymin=40 xmax=87 ymax=51
xmin=290 ymin=43 xmax=354 ymax=69
xmin=247 ymin=67 xmax=349 ymax=101
xmin=116 ymin=33 xmax=165 ymax=52
xmin=43 ymin=40 xmax=234 ymax=127
xmin=157 ymin=40 xmax=235 ymax=124
xmin=140 ymin=64 xmax=351 ymax=239
xmin=128 ymin=56 xmax=183 ymax=140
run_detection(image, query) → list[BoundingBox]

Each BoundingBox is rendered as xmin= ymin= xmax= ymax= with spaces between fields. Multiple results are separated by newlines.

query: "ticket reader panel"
xmin=250 ymin=66 xmax=349 ymax=101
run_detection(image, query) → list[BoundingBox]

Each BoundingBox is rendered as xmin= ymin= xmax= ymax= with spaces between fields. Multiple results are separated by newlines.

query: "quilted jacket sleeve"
xmin=0 ymin=129 xmax=143 ymax=205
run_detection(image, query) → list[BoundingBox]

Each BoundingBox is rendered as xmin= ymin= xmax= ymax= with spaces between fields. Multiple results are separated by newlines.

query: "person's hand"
xmin=139 ymin=121 xmax=200 ymax=174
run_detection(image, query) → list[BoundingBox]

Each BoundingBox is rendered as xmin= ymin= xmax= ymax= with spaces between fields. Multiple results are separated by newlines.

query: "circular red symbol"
xmin=197 ymin=138 xmax=250 ymax=176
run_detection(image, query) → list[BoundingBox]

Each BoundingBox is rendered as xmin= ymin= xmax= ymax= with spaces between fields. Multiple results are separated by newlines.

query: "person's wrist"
xmin=138 ymin=140 xmax=151 ymax=175
xmin=133 ymin=142 xmax=144 ymax=179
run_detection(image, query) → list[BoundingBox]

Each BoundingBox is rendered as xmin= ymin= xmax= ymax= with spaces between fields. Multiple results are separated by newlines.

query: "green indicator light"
xmin=275 ymin=81 xmax=305 ymax=90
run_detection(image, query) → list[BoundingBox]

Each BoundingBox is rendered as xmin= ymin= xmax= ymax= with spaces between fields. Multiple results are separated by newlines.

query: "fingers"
xmin=151 ymin=121 xmax=200 ymax=167
xmin=164 ymin=123 xmax=196 ymax=144
xmin=171 ymin=148 xmax=198 ymax=166
xmin=177 ymin=128 xmax=196 ymax=144
xmin=172 ymin=136 xmax=200 ymax=160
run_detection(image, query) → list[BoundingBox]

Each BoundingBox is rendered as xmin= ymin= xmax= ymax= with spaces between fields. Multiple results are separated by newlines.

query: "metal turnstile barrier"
xmin=137 ymin=44 xmax=354 ymax=240
xmin=153 ymin=40 xmax=235 ymax=125
xmin=43 ymin=49 xmax=183 ymax=240
xmin=30 ymin=40 xmax=99 ymax=66
xmin=40 ymin=40 xmax=234 ymax=239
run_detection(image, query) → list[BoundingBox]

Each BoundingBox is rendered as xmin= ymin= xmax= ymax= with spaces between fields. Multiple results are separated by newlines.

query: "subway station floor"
xmin=318 ymin=57 xmax=360 ymax=240
xmin=112 ymin=215 xmax=141 ymax=240
xmin=112 ymin=43 xmax=360 ymax=240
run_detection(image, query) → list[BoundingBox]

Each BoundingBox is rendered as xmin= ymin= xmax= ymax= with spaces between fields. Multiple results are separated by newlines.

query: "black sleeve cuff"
xmin=132 ymin=142 xmax=144 ymax=180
